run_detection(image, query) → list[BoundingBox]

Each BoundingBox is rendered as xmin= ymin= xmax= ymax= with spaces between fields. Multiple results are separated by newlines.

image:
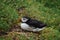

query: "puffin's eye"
xmin=23 ymin=18 xmax=26 ymax=20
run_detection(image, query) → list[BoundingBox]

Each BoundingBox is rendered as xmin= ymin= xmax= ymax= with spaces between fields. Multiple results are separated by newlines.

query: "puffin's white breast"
xmin=20 ymin=23 xmax=33 ymax=31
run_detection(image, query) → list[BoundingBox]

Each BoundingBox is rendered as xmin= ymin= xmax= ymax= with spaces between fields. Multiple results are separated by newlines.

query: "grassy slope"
xmin=0 ymin=0 xmax=60 ymax=40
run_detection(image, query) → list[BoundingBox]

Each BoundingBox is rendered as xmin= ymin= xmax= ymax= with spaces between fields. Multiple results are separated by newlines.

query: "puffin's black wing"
xmin=27 ymin=19 xmax=46 ymax=28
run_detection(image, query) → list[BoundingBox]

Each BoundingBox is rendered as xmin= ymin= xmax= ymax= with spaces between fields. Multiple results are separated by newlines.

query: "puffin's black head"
xmin=21 ymin=16 xmax=31 ymax=22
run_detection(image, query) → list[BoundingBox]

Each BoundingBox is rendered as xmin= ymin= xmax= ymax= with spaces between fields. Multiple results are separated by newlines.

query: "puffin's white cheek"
xmin=21 ymin=18 xmax=28 ymax=22
xmin=21 ymin=19 xmax=27 ymax=22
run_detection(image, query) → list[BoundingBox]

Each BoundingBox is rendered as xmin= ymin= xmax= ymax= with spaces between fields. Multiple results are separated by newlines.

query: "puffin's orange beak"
xmin=20 ymin=18 xmax=21 ymax=22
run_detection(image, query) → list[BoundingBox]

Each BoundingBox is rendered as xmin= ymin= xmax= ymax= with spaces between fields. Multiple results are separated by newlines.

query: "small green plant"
xmin=0 ymin=4 xmax=18 ymax=31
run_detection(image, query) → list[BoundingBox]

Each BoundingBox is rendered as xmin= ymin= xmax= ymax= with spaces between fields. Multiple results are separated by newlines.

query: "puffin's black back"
xmin=26 ymin=19 xmax=46 ymax=28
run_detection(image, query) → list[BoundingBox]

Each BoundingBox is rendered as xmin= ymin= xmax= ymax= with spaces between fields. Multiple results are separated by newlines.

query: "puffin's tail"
xmin=40 ymin=23 xmax=47 ymax=28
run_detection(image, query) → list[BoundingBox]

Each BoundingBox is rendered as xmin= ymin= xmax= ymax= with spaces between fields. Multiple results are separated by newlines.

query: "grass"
xmin=0 ymin=0 xmax=60 ymax=40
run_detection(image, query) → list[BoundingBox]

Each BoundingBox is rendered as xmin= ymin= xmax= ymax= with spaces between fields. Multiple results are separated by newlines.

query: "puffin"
xmin=20 ymin=16 xmax=46 ymax=32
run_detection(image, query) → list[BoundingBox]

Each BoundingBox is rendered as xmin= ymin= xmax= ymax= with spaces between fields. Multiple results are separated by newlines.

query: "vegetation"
xmin=0 ymin=0 xmax=60 ymax=40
